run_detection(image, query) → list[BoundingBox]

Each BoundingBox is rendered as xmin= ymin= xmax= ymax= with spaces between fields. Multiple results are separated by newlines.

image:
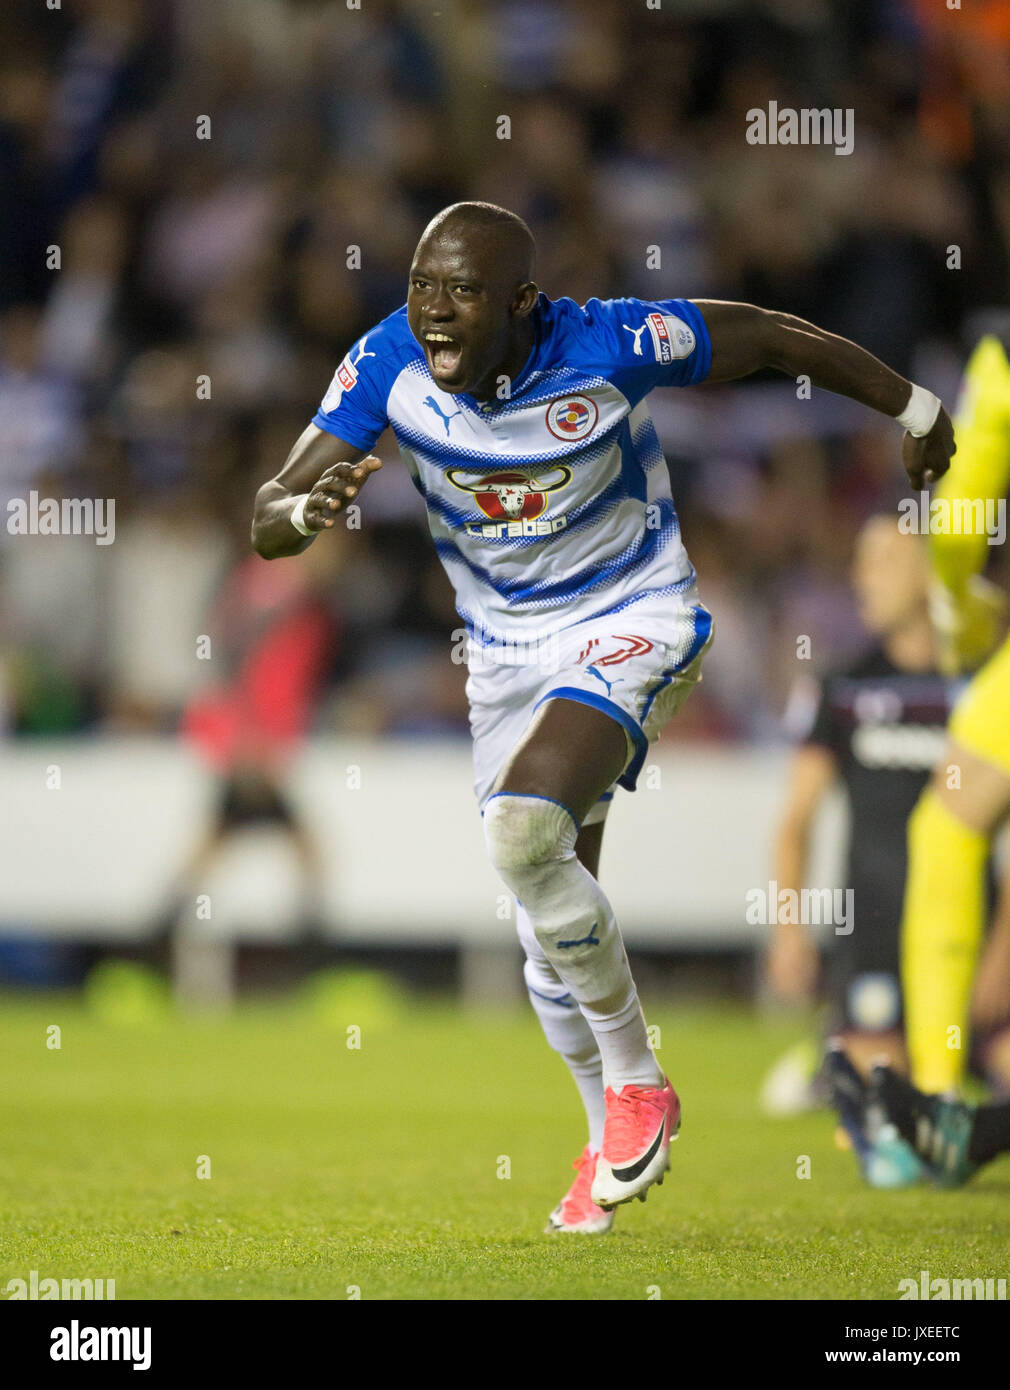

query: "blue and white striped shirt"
xmin=313 ymin=292 xmax=711 ymax=643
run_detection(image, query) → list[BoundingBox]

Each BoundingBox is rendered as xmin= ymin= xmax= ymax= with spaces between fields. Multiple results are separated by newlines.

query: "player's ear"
xmin=511 ymin=282 xmax=539 ymax=318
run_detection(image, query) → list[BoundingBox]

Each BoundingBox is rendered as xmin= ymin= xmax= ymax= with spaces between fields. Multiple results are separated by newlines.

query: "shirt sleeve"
xmin=931 ymin=334 xmax=1010 ymax=594
xmin=783 ymin=673 xmax=839 ymax=754
xmin=312 ymin=329 xmax=391 ymax=451
xmin=578 ymin=296 xmax=712 ymax=402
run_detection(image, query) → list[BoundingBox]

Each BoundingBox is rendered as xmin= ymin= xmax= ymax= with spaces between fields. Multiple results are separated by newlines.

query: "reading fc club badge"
xmin=546 ymin=394 xmax=599 ymax=441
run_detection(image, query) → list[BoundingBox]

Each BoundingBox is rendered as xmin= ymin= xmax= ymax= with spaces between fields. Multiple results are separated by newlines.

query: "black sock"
xmin=968 ymin=1099 xmax=1010 ymax=1165
xmin=874 ymin=1067 xmax=919 ymax=1148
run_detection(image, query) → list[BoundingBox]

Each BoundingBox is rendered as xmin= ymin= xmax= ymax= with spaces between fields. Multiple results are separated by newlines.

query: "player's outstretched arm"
xmin=693 ymin=299 xmax=955 ymax=489
xmin=251 ymin=424 xmax=382 ymax=559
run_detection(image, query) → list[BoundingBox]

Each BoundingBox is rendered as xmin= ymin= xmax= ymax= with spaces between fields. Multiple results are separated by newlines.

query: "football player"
xmin=763 ymin=519 xmax=962 ymax=1191
xmin=252 ymin=202 xmax=953 ymax=1231
xmin=898 ymin=330 xmax=1010 ymax=1097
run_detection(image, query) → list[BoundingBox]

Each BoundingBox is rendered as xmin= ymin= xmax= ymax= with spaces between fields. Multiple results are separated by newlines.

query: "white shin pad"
xmin=484 ymin=793 xmax=630 ymax=1004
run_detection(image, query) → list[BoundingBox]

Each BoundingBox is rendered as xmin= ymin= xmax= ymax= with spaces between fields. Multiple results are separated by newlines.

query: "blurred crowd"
xmin=1 ymin=0 xmax=1009 ymax=746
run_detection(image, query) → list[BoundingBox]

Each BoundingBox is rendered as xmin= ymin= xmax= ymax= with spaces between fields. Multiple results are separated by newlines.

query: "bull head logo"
xmin=446 ymin=465 xmax=572 ymax=522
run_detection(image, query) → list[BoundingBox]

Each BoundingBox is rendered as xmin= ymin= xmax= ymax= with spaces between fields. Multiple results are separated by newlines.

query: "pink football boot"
xmin=591 ymin=1078 xmax=681 ymax=1209
xmin=545 ymin=1146 xmax=615 ymax=1234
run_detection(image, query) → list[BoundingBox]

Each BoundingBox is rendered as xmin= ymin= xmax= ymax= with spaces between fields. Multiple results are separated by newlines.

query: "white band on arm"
xmin=289 ymin=493 xmax=313 ymax=536
xmin=896 ymin=383 xmax=941 ymax=438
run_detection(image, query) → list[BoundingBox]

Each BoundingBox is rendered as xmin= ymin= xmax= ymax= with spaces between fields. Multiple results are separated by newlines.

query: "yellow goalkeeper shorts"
xmin=948 ymin=631 xmax=1010 ymax=778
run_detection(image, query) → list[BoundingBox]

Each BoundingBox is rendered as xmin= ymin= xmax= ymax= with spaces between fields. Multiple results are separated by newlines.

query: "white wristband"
xmin=896 ymin=383 xmax=941 ymax=438
xmin=289 ymin=493 xmax=313 ymax=536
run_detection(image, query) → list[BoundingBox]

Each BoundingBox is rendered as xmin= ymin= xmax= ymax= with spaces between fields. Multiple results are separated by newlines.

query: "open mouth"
xmin=423 ymin=330 xmax=464 ymax=381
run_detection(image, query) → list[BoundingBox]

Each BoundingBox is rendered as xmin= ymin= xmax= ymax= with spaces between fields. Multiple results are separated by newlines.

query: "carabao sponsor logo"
xmin=448 ymin=465 xmax=573 ymax=539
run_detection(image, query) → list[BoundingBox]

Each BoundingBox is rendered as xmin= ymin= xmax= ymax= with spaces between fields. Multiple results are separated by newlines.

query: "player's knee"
xmin=483 ymin=792 xmax=577 ymax=877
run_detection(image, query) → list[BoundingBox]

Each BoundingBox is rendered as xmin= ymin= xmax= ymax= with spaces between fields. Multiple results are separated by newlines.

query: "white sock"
xmin=568 ymin=1053 xmax=606 ymax=1152
xmin=487 ymin=795 xmax=663 ymax=1095
xmin=579 ymin=986 xmax=662 ymax=1092
xmin=517 ymin=903 xmax=606 ymax=1149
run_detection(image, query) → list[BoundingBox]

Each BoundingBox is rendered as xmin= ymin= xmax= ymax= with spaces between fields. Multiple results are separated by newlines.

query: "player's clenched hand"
xmin=902 ymin=407 xmax=955 ymax=490
xmin=301 ymin=456 xmax=382 ymax=530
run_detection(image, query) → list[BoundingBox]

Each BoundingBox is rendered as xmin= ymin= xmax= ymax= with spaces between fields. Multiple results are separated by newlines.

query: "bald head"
xmin=407 ymin=202 xmax=540 ymax=397
xmin=420 ymin=202 xmax=536 ymax=287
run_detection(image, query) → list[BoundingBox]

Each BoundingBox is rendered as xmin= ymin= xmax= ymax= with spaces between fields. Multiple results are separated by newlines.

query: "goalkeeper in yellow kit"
xmin=900 ymin=330 xmax=1010 ymax=1104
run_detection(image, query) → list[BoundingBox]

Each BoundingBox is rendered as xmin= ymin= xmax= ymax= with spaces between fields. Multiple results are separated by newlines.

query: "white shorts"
xmin=466 ymin=591 xmax=714 ymax=827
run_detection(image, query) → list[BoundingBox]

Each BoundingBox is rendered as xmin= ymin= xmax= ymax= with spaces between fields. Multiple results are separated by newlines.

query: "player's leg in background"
xmin=835 ymin=1031 xmax=907 ymax=1078
xmin=903 ymin=737 xmax=1010 ymax=1093
xmin=969 ymin=855 xmax=1010 ymax=1095
xmin=517 ymin=818 xmax=608 ymax=1154
xmin=821 ymin=905 xmax=927 ymax=1187
xmin=484 ymin=696 xmax=664 ymax=1095
xmin=875 ymin=1062 xmax=1010 ymax=1185
xmin=967 ymin=1095 xmax=1010 ymax=1166
xmin=826 ymin=936 xmax=908 ymax=1081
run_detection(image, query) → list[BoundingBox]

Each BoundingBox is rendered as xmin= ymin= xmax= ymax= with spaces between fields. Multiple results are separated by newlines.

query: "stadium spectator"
xmin=1 ymin=0 xmax=1007 ymax=737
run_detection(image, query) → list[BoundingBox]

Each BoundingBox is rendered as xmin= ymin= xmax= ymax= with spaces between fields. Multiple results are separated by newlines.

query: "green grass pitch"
xmin=3 ymin=993 xmax=1007 ymax=1300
